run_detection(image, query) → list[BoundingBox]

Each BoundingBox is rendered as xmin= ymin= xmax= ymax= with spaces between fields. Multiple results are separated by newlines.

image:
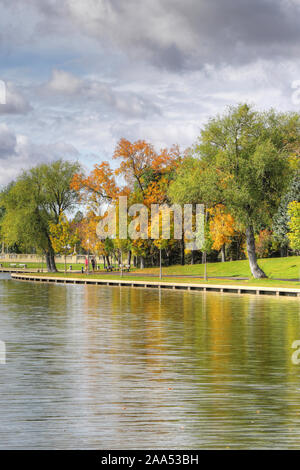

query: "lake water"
xmin=0 ymin=273 xmax=300 ymax=449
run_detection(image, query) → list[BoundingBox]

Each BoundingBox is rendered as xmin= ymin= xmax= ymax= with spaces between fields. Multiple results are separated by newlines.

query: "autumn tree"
xmin=131 ymin=239 xmax=150 ymax=269
xmin=255 ymin=229 xmax=274 ymax=258
xmin=79 ymin=212 xmax=107 ymax=259
xmin=113 ymin=139 xmax=157 ymax=193
xmin=113 ymin=138 xmax=180 ymax=196
xmin=151 ymin=204 xmax=178 ymax=277
xmin=71 ymin=161 xmax=122 ymax=212
xmin=71 ymin=139 xmax=183 ymax=270
xmin=287 ymin=201 xmax=300 ymax=251
xmin=50 ymin=212 xmax=79 ymax=273
xmin=208 ymin=205 xmax=236 ymax=262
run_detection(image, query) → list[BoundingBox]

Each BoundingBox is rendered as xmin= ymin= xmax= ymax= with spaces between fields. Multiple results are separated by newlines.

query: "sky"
xmin=1 ymin=0 xmax=300 ymax=185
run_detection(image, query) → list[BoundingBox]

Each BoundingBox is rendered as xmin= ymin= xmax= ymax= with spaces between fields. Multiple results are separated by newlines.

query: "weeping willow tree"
xmin=0 ymin=159 xmax=80 ymax=272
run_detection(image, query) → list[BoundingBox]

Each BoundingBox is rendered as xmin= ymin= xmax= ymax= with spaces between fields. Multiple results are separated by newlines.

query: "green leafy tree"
xmin=104 ymin=238 xmax=115 ymax=267
xmin=0 ymin=204 xmax=5 ymax=253
xmin=170 ymin=104 xmax=298 ymax=278
xmin=0 ymin=160 xmax=80 ymax=272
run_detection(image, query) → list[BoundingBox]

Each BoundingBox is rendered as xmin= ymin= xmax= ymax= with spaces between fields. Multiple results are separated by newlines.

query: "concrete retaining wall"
xmin=11 ymin=273 xmax=300 ymax=298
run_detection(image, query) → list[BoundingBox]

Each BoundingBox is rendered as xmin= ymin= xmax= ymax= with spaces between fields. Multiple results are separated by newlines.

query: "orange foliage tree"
xmin=113 ymin=138 xmax=180 ymax=194
xmin=208 ymin=204 xmax=236 ymax=261
xmin=71 ymin=138 xmax=184 ymax=267
xmin=71 ymin=162 xmax=123 ymax=212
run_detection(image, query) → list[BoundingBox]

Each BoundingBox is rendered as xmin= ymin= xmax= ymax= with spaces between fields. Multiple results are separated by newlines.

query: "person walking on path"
xmin=85 ymin=256 xmax=89 ymax=273
xmin=91 ymin=257 xmax=96 ymax=272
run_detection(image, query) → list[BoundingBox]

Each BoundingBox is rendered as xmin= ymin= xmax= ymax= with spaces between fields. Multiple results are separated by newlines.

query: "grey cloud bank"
xmin=2 ymin=0 xmax=300 ymax=69
xmin=0 ymin=0 xmax=300 ymax=184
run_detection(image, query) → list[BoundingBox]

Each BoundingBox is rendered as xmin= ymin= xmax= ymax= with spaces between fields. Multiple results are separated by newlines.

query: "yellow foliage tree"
xmin=80 ymin=212 xmax=107 ymax=259
xmin=287 ymin=201 xmax=300 ymax=251
xmin=208 ymin=205 xmax=236 ymax=261
xmin=50 ymin=213 xmax=79 ymax=273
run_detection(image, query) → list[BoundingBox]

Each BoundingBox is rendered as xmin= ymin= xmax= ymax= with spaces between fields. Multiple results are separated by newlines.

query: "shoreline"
xmin=11 ymin=273 xmax=300 ymax=298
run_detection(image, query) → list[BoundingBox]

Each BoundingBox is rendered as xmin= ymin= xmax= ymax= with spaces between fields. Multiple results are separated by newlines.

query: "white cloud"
xmin=43 ymin=69 xmax=161 ymax=117
xmin=0 ymin=124 xmax=79 ymax=186
xmin=0 ymin=83 xmax=32 ymax=115
xmin=47 ymin=69 xmax=83 ymax=94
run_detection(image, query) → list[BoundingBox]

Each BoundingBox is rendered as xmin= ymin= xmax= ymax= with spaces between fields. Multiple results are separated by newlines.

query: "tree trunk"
xmin=165 ymin=249 xmax=170 ymax=266
xmin=45 ymin=250 xmax=57 ymax=272
xmin=246 ymin=225 xmax=267 ymax=278
xmin=159 ymin=248 xmax=162 ymax=279
xmin=127 ymin=250 xmax=132 ymax=266
xmin=106 ymin=255 xmax=110 ymax=267
xmin=204 ymin=258 xmax=207 ymax=281
xmin=280 ymin=245 xmax=287 ymax=257
xmin=181 ymin=238 xmax=185 ymax=266
xmin=49 ymin=250 xmax=57 ymax=272
xmin=221 ymin=244 xmax=226 ymax=262
xmin=140 ymin=256 xmax=144 ymax=269
xmin=45 ymin=234 xmax=57 ymax=272
xmin=45 ymin=252 xmax=52 ymax=272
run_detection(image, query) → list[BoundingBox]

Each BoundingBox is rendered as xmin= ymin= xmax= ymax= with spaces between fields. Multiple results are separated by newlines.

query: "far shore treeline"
xmin=0 ymin=104 xmax=300 ymax=278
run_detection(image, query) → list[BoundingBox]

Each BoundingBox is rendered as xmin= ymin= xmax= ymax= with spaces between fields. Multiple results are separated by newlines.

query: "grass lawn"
xmin=6 ymin=256 xmax=300 ymax=288
xmin=3 ymin=256 xmax=299 ymax=279
xmin=131 ymin=256 xmax=300 ymax=280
